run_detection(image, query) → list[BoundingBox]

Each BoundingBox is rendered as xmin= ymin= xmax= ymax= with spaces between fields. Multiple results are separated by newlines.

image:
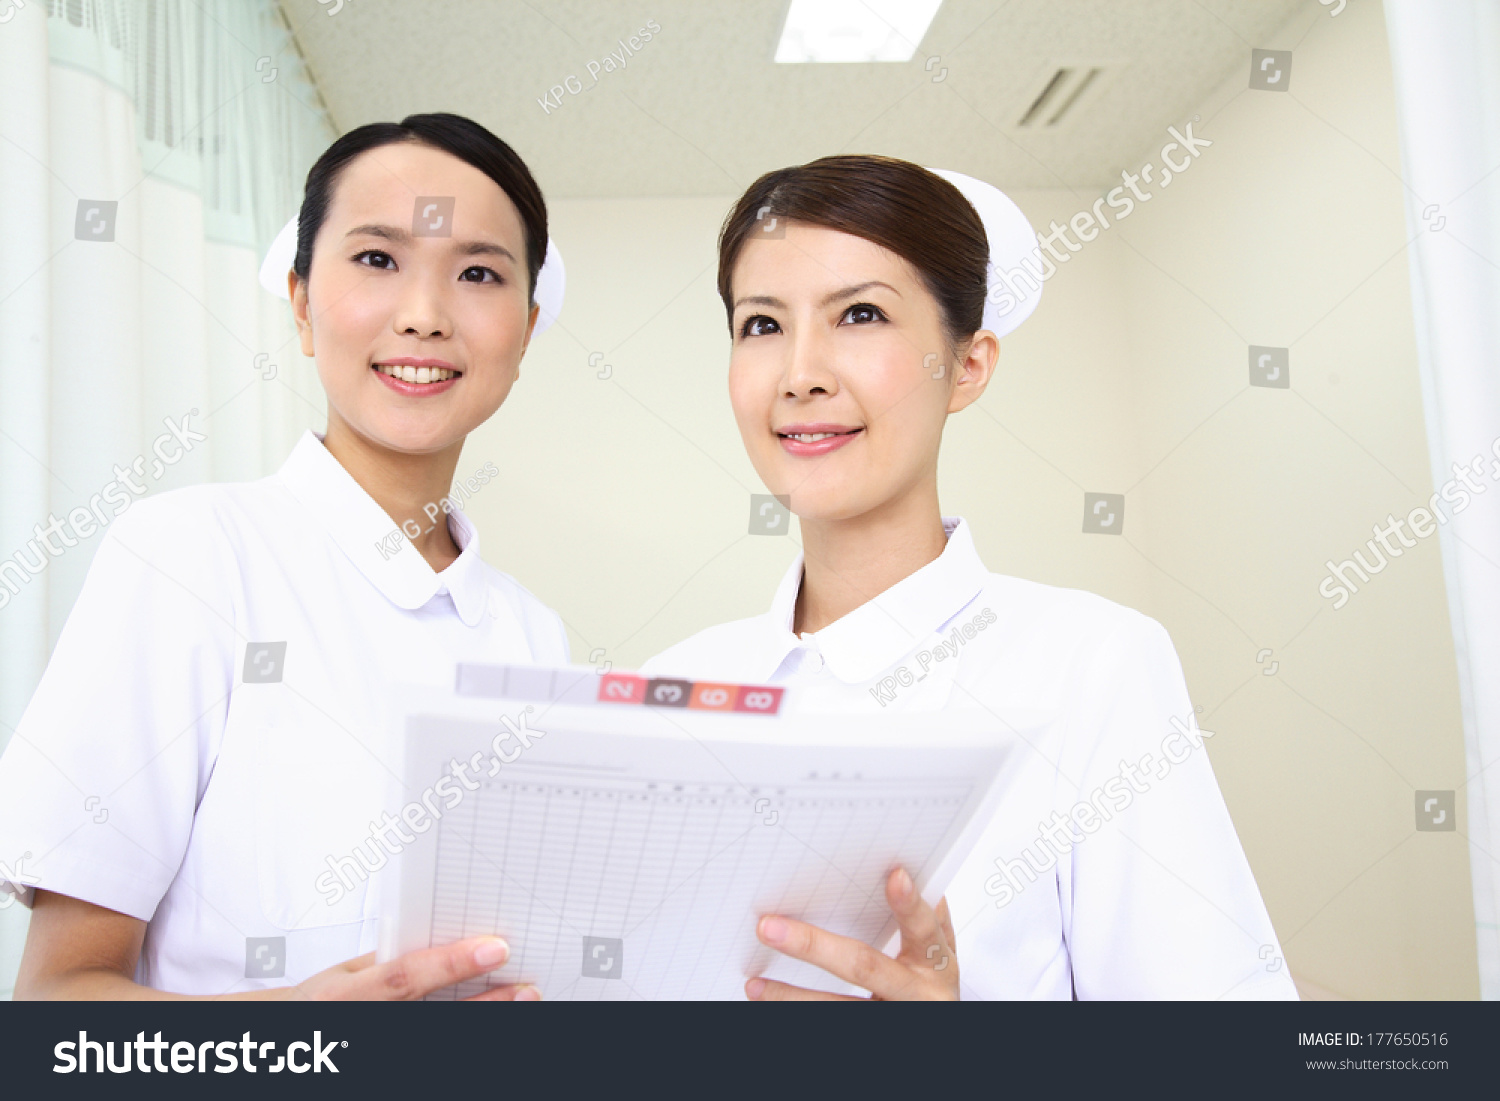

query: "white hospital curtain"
xmin=1384 ymin=0 xmax=1500 ymax=998
xmin=0 ymin=0 xmax=334 ymax=995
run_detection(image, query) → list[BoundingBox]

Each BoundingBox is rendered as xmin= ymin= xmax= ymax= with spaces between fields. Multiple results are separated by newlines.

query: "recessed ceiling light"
xmin=774 ymin=0 xmax=943 ymax=64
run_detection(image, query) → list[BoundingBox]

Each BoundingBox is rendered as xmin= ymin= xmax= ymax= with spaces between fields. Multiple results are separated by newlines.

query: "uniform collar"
xmin=762 ymin=516 xmax=990 ymax=683
xmin=277 ymin=430 xmax=489 ymax=627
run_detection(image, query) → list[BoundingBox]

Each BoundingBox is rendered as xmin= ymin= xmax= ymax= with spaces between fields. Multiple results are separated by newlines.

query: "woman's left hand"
xmin=744 ymin=867 xmax=959 ymax=1000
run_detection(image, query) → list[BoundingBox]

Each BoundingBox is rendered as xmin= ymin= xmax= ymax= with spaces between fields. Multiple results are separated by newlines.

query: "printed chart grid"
xmin=425 ymin=771 xmax=972 ymax=1000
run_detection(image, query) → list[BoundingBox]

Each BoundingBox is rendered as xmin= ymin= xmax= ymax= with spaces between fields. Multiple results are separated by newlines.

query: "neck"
xmin=792 ymin=485 xmax=948 ymax=636
xmin=321 ymin=412 xmax=465 ymax=572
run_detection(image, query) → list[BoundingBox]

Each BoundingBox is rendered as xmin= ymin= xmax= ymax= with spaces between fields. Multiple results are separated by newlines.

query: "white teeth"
xmin=787 ymin=432 xmax=839 ymax=442
xmin=377 ymin=365 xmax=456 ymax=383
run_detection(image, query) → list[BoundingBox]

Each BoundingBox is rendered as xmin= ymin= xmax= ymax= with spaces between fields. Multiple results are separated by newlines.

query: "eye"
xmin=460 ymin=266 xmax=502 ymax=284
xmin=739 ymin=314 xmax=781 ymax=339
xmin=841 ymin=303 xmax=886 ymax=325
xmin=353 ymin=249 xmax=396 ymax=270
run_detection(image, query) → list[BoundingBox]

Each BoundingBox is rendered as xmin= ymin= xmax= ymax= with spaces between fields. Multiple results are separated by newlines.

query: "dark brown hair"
xmin=294 ymin=113 xmax=547 ymax=303
xmin=717 ymin=155 xmax=988 ymax=350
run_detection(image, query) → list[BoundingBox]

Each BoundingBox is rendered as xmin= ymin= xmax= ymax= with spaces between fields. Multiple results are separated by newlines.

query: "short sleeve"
xmin=1061 ymin=613 xmax=1297 ymax=1000
xmin=0 ymin=492 xmax=237 ymax=921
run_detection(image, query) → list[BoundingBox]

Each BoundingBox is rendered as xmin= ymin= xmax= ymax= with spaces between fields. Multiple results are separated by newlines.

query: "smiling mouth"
xmin=777 ymin=428 xmax=862 ymax=442
xmin=780 ymin=432 xmax=864 ymax=447
xmin=373 ymin=363 xmax=462 ymax=384
xmin=774 ymin=425 xmax=864 ymax=457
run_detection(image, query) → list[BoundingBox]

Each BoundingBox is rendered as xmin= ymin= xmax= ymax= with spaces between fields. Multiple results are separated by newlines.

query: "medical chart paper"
xmin=380 ymin=665 xmax=1012 ymax=1000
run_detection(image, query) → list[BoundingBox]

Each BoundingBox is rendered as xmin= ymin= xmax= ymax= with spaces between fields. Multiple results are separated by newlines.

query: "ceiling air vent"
xmin=1015 ymin=63 xmax=1111 ymax=128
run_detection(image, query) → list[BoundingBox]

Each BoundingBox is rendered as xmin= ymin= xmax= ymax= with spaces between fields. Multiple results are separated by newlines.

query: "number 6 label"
xmin=688 ymin=683 xmax=737 ymax=711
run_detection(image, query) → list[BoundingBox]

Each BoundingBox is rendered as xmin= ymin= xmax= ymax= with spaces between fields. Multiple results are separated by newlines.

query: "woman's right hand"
xmin=15 ymin=890 xmax=537 ymax=1000
xmin=294 ymin=937 xmax=539 ymax=1001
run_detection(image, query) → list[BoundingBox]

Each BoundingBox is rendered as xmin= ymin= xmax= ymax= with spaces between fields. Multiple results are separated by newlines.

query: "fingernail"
xmin=760 ymin=916 xmax=788 ymax=944
xmin=473 ymin=938 xmax=509 ymax=968
xmin=894 ymin=867 xmax=913 ymax=896
xmin=515 ymin=986 xmax=541 ymax=1001
xmin=746 ymin=978 xmax=766 ymax=999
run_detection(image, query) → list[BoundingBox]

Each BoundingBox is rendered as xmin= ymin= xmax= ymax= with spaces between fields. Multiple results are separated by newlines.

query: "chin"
xmin=772 ymin=489 xmax=874 ymax=525
xmin=361 ymin=416 xmax=468 ymax=455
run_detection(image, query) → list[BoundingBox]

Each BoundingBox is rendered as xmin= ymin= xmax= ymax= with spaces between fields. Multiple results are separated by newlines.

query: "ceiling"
xmin=278 ymin=0 xmax=1308 ymax=198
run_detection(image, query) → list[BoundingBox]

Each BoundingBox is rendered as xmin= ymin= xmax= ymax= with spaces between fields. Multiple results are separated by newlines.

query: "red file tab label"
xmin=597 ymin=673 xmax=647 ymax=704
xmin=596 ymin=674 xmax=783 ymax=715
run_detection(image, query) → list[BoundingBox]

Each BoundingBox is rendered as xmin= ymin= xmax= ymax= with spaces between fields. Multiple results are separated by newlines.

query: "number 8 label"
xmin=734 ymin=686 xmax=784 ymax=714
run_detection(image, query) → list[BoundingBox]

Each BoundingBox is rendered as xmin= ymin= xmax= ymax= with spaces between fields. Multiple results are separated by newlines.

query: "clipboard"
xmin=379 ymin=664 xmax=1012 ymax=1000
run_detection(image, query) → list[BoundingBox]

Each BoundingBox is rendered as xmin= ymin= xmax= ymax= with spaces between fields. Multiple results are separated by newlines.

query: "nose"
xmin=392 ymin=269 xmax=453 ymax=340
xmin=779 ymin=322 xmax=838 ymax=400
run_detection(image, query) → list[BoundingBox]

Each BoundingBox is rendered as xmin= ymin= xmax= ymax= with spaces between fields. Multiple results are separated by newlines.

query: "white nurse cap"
xmin=926 ymin=168 xmax=1042 ymax=338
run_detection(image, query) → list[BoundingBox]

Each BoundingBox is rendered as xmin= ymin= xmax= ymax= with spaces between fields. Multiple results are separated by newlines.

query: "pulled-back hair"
xmin=717 ymin=155 xmax=988 ymax=350
xmin=293 ymin=112 xmax=547 ymax=302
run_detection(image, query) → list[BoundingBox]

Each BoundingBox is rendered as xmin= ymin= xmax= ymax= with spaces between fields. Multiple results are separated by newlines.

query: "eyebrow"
xmin=733 ymin=281 xmax=902 ymax=313
xmin=343 ymin=223 xmax=517 ymax=263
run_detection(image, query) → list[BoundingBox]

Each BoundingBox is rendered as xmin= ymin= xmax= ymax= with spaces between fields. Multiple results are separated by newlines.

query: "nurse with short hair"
xmin=644 ymin=155 xmax=1296 ymax=1001
xmin=0 ymin=113 xmax=565 ymax=1001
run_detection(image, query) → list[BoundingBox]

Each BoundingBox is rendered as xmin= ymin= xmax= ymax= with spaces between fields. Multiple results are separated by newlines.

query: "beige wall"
xmin=459 ymin=0 xmax=1478 ymax=998
xmin=1116 ymin=0 xmax=1476 ymax=999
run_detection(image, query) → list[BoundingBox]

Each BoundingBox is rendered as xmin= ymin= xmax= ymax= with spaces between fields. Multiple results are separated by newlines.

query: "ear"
xmin=290 ymin=272 xmax=315 ymax=359
xmin=519 ymin=301 xmax=540 ymax=362
xmin=947 ymin=329 xmax=999 ymax=414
